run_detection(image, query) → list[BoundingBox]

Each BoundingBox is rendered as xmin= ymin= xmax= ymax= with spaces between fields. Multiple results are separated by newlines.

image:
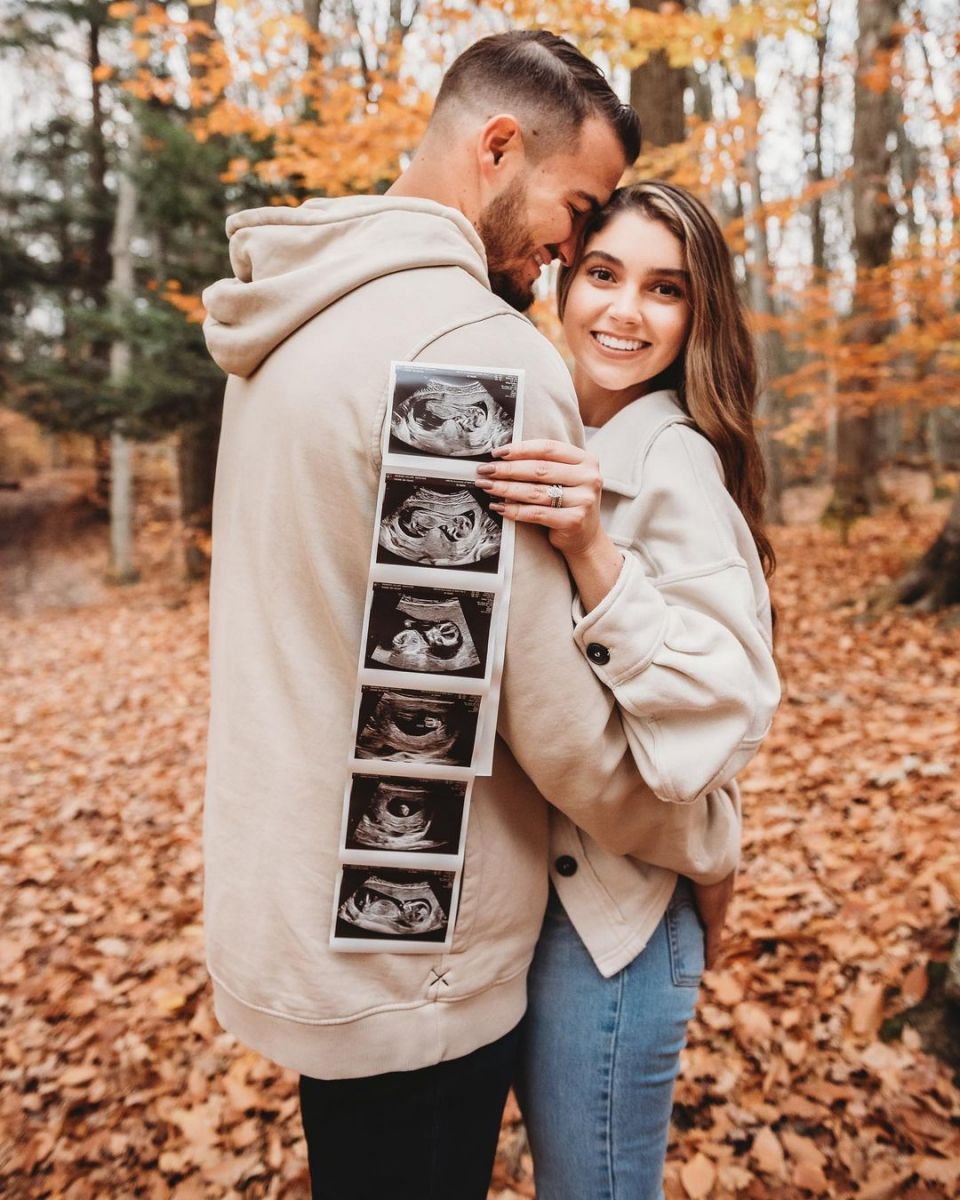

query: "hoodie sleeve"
xmin=416 ymin=313 xmax=767 ymax=864
xmin=569 ymin=423 xmax=780 ymax=804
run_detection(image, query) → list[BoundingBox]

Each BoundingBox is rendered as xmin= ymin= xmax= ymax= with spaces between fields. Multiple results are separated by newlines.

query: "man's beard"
xmin=476 ymin=176 xmax=539 ymax=313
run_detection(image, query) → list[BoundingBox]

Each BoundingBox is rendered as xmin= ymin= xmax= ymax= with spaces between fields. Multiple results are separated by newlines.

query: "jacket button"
xmin=555 ymin=855 xmax=578 ymax=877
xmin=586 ymin=643 xmax=610 ymax=665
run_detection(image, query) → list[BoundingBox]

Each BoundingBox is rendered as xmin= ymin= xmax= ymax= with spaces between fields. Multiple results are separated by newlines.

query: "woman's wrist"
xmin=562 ymin=531 xmax=624 ymax=613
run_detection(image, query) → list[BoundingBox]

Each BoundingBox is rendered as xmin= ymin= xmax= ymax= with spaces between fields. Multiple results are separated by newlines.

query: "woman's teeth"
xmin=593 ymin=332 xmax=648 ymax=352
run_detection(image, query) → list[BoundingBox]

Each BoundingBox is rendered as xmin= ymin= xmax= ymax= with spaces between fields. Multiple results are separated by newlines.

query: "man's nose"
xmin=553 ymin=234 xmax=578 ymax=268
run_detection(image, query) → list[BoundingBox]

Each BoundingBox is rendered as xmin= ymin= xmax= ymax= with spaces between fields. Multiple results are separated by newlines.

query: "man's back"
xmin=203 ymin=195 xmax=582 ymax=1079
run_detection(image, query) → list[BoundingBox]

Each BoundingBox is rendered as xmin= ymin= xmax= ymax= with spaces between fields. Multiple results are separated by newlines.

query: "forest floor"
xmin=2 ymin=495 xmax=960 ymax=1199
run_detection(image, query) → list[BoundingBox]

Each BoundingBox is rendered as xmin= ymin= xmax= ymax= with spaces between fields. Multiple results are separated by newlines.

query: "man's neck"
xmin=387 ymin=147 xmax=478 ymax=225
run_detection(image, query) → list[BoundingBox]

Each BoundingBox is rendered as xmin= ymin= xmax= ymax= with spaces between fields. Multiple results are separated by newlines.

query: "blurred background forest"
xmin=1 ymin=0 xmax=959 ymax=597
xmin=2 ymin=2 xmax=960 ymax=1198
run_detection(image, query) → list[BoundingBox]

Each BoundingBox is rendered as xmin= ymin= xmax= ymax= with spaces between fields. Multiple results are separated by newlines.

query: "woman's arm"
xmin=478 ymin=429 xmax=780 ymax=806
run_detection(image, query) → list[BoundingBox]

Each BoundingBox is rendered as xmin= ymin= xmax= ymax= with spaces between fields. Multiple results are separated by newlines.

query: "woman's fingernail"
xmin=474 ymin=479 xmax=494 ymax=490
xmin=476 ymin=464 xmax=494 ymax=476
xmin=489 ymin=503 xmax=505 ymax=513
xmin=491 ymin=447 xmax=510 ymax=458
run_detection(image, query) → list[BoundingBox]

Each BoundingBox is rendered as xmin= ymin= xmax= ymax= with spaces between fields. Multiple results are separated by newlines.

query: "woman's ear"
xmin=477 ymin=114 xmax=525 ymax=182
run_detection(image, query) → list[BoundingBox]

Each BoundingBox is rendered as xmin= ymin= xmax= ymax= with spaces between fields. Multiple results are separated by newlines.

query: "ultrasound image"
xmin=390 ymin=374 xmax=513 ymax=459
xmin=377 ymin=478 xmax=501 ymax=572
xmin=354 ymin=687 xmax=480 ymax=767
xmin=335 ymin=867 xmax=454 ymax=942
xmin=366 ymin=584 xmax=494 ymax=679
xmin=345 ymin=775 xmax=467 ymax=856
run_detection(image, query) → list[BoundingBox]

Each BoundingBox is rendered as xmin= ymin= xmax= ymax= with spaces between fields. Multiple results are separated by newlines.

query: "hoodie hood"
xmin=202 ymin=196 xmax=490 ymax=378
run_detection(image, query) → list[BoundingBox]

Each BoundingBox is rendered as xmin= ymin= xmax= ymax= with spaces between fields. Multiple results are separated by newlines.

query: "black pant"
xmin=298 ymin=1024 xmax=520 ymax=1200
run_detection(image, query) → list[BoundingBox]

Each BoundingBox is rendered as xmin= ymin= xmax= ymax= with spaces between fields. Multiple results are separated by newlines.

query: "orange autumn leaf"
xmin=680 ymin=1152 xmax=717 ymax=1199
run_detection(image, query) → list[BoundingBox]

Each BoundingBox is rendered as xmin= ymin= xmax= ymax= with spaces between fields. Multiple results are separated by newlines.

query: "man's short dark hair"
xmin=433 ymin=30 xmax=641 ymax=164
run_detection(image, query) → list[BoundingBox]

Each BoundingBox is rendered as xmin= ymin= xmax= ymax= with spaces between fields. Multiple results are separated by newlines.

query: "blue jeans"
xmin=517 ymin=879 xmax=704 ymax=1200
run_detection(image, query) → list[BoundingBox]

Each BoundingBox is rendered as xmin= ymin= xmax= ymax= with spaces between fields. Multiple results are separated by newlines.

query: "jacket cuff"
xmin=572 ymin=552 xmax=668 ymax=686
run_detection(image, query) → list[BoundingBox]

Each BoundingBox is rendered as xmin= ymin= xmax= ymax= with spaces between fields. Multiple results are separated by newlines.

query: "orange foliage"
xmin=94 ymin=0 xmax=960 ymax=453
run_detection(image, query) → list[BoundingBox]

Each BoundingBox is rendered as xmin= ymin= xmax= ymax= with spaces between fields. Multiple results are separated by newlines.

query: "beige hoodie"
xmin=202 ymin=196 xmax=770 ymax=1080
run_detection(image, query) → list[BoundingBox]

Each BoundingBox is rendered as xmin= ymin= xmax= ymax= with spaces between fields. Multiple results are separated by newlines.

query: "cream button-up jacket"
xmin=549 ymin=389 xmax=779 ymax=977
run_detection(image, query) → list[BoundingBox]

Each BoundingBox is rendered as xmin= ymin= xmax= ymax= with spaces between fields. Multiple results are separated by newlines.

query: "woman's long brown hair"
xmin=558 ymin=181 xmax=776 ymax=585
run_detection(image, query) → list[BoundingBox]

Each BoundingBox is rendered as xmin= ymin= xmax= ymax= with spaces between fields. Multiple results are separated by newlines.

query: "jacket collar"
xmin=588 ymin=390 xmax=693 ymax=498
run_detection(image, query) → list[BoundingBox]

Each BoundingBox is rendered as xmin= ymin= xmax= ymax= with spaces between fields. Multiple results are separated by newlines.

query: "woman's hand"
xmin=476 ymin=439 xmax=623 ymax=611
xmin=475 ymin=440 xmax=605 ymax=559
xmin=692 ymin=870 xmax=737 ymax=970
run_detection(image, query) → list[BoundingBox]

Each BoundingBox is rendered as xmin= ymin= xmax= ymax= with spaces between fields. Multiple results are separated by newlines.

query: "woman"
xmin=475 ymin=182 xmax=779 ymax=1199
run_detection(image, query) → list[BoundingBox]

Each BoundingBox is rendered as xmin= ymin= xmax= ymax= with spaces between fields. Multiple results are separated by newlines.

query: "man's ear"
xmin=477 ymin=114 xmax=525 ymax=182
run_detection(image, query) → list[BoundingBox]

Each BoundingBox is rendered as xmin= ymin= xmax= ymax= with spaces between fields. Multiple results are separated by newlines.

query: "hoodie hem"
xmin=211 ymin=971 xmax=529 ymax=1080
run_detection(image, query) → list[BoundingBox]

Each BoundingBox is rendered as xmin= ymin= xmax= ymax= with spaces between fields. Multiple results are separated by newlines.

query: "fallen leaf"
xmin=732 ymin=1001 xmax=774 ymax=1049
xmin=780 ymin=1129 xmax=827 ymax=1169
xmin=900 ymin=962 xmax=928 ymax=1006
xmin=680 ymin=1152 xmax=716 ymax=1199
xmin=707 ymin=970 xmax=744 ymax=1006
xmin=850 ymin=980 xmax=885 ymax=1037
xmin=750 ymin=1126 xmax=787 ymax=1179
xmin=793 ymin=1160 xmax=829 ymax=1192
xmin=60 ymin=1064 xmax=98 ymax=1086
xmin=915 ymin=1155 xmax=960 ymax=1186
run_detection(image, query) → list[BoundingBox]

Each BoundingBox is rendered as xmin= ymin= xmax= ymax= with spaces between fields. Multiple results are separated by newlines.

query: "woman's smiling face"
xmin=562 ymin=210 xmax=692 ymax=415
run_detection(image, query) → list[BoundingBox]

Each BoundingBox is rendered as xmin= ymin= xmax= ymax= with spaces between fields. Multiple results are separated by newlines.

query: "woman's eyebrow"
xmin=581 ymin=250 xmax=624 ymax=268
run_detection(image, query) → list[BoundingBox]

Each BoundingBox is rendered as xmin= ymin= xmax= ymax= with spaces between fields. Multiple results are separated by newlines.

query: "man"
xmin=202 ymin=30 xmax=732 ymax=1199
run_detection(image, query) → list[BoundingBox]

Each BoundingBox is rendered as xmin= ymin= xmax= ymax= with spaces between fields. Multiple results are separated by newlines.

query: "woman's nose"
xmin=607 ymin=294 xmax=642 ymax=324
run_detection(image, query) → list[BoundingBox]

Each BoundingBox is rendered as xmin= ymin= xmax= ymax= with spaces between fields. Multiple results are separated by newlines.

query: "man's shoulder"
xmin=412 ymin=299 xmax=574 ymax=398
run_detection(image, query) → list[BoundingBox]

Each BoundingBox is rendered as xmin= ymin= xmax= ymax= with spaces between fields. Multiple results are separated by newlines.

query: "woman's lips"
xmin=590 ymin=331 xmax=651 ymax=354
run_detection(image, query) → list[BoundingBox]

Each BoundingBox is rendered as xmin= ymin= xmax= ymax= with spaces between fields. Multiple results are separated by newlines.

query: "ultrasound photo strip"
xmin=331 ymin=362 xmax=523 ymax=954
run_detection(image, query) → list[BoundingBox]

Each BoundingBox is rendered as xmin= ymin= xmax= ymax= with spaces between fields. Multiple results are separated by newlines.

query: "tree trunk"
xmin=884 ymin=489 xmax=960 ymax=611
xmin=87 ymin=18 xmax=112 ymax=313
xmin=629 ymin=0 xmax=687 ymax=148
xmin=736 ymin=29 xmax=785 ymax=523
xmin=177 ymin=410 xmax=221 ymax=580
xmin=810 ymin=1 xmax=830 ymax=274
xmin=109 ymin=428 xmax=137 ymax=583
xmin=947 ymin=926 xmax=960 ymax=1004
xmin=92 ymin=436 xmax=111 ymax=516
xmin=826 ymin=0 xmax=899 ymax=526
xmin=177 ymin=0 xmax=222 ymax=580
xmin=88 ymin=15 xmax=114 ymax=522
xmin=107 ymin=140 xmax=139 ymax=585
xmin=830 ymin=406 xmax=879 ymax=531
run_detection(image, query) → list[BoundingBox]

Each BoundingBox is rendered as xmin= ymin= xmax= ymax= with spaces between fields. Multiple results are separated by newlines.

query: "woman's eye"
xmin=587 ymin=267 xmax=615 ymax=283
xmin=652 ymin=281 xmax=684 ymax=299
